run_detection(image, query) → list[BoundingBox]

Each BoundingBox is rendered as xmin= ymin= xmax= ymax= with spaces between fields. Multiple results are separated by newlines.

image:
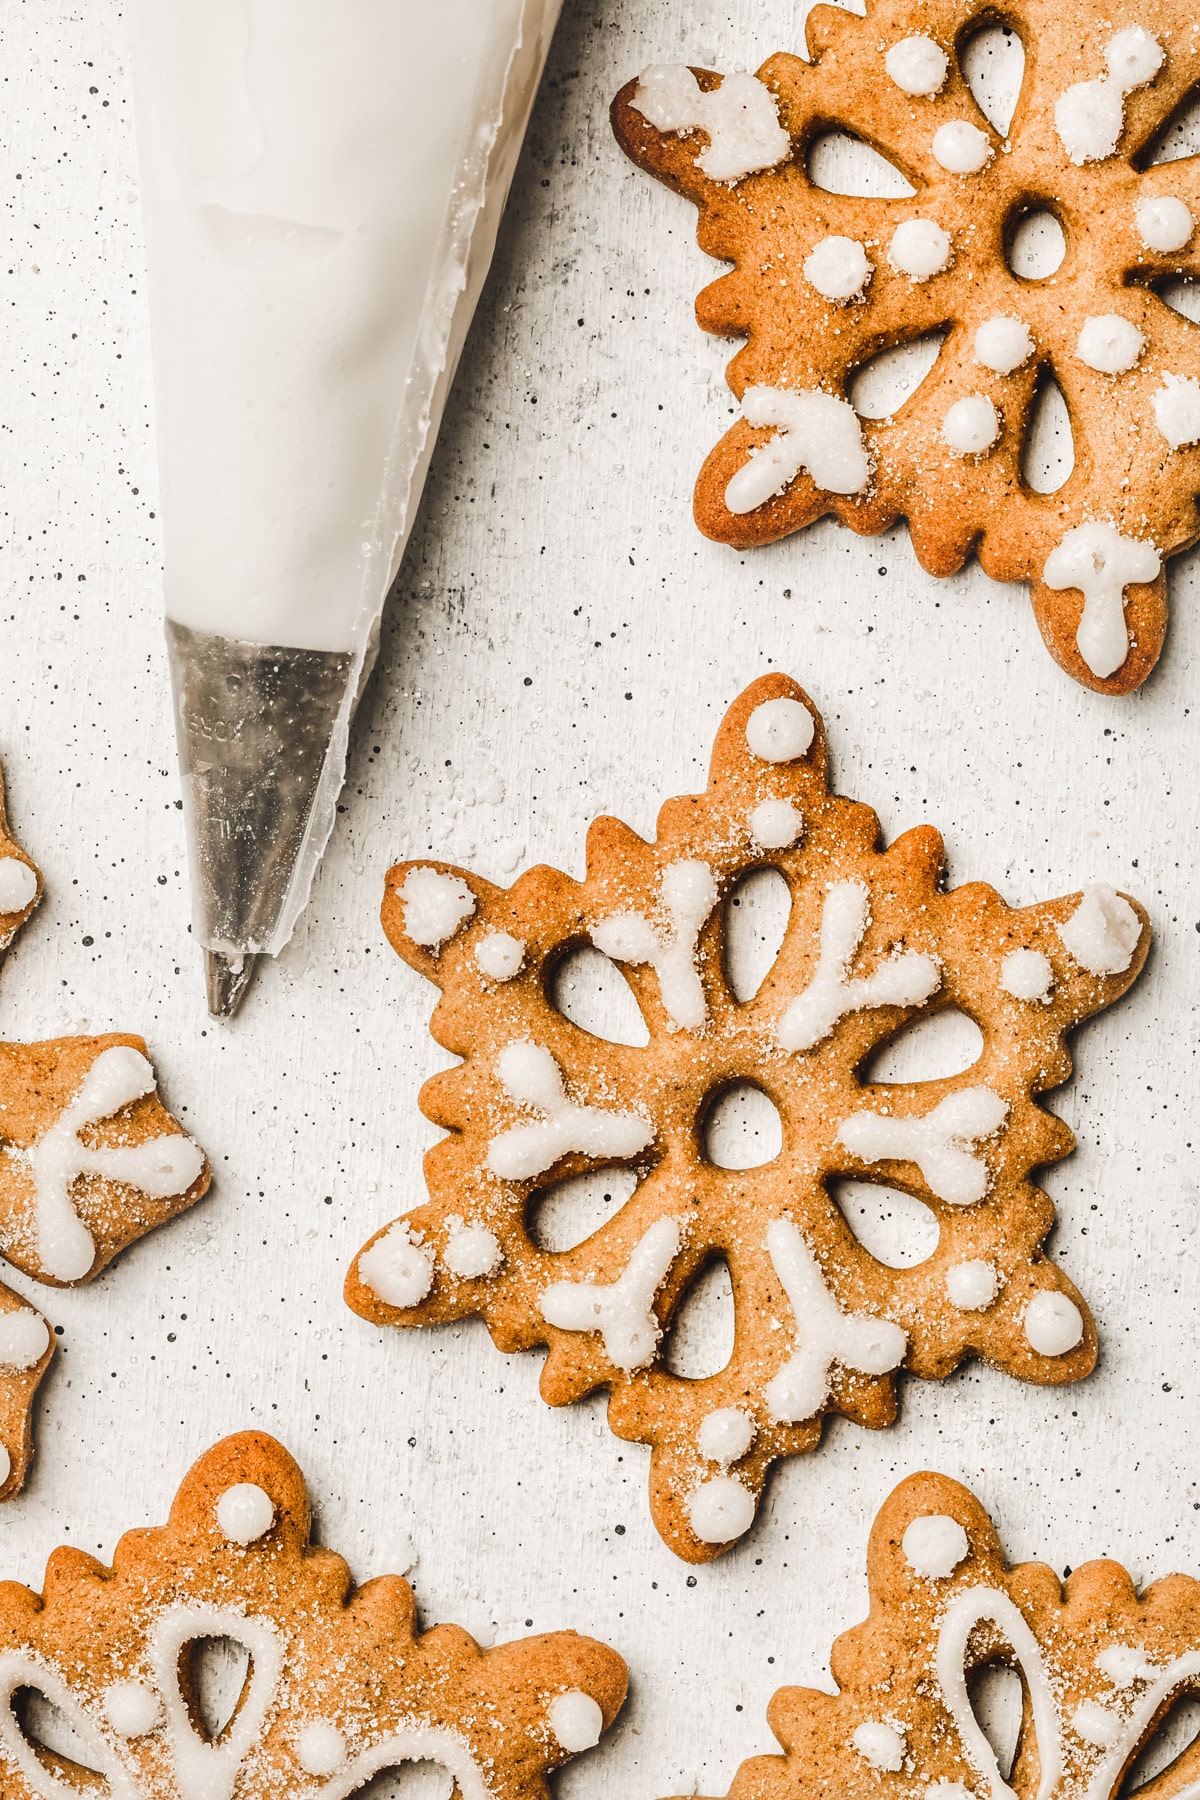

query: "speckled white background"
xmin=2 ymin=1 xmax=1200 ymax=1796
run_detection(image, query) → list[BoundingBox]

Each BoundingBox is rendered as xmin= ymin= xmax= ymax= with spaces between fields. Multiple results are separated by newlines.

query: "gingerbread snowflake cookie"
xmin=682 ymin=1469 xmax=1200 ymax=1800
xmin=611 ymin=0 xmax=1200 ymax=694
xmin=0 ymin=759 xmax=210 ymax=1499
xmin=347 ymin=675 xmax=1149 ymax=1562
xmin=0 ymin=1431 xmax=627 ymax=1798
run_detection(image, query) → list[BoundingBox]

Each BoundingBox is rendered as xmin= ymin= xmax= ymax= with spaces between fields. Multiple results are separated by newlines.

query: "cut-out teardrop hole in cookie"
xmin=806 ymin=131 xmax=915 ymax=197
xmin=702 ymin=1081 xmax=783 ymax=1169
xmin=830 ymin=1179 xmax=940 ymax=1268
xmin=527 ymin=1166 xmax=639 ymax=1253
xmin=1120 ymin=1695 xmax=1200 ymax=1795
xmin=1006 ymin=208 xmax=1067 ymax=280
xmin=186 ymin=1635 xmax=252 ymax=1742
xmin=662 ymin=1256 xmax=736 ymax=1378
xmin=960 ymin=20 xmax=1026 ymax=137
xmin=14 ymin=1687 xmax=104 ymax=1776
xmin=860 ymin=1007 xmax=983 ymax=1084
xmin=1021 ymin=374 xmax=1075 ymax=494
xmin=724 ymin=867 xmax=791 ymax=1002
xmin=358 ymin=1764 xmax=456 ymax=1800
xmin=850 ymin=331 xmax=949 ymax=420
xmin=1143 ymin=86 xmax=1200 ymax=166
xmin=1155 ymin=277 xmax=1200 ymax=325
xmin=968 ymin=1664 xmax=1024 ymax=1781
xmin=548 ymin=945 xmax=649 ymax=1046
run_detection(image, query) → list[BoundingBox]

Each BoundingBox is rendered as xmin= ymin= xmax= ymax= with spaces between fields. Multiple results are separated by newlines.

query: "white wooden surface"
xmin=3 ymin=1 xmax=1200 ymax=1796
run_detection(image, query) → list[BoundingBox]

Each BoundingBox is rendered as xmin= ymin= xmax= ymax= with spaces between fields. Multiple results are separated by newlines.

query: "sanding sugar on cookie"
xmin=0 ymin=1431 xmax=627 ymax=1797
xmin=610 ymin=1 xmax=1200 ymax=694
xmin=667 ymin=1469 xmax=1200 ymax=1800
xmin=346 ymin=674 xmax=1149 ymax=1562
xmin=0 ymin=756 xmax=211 ymax=1500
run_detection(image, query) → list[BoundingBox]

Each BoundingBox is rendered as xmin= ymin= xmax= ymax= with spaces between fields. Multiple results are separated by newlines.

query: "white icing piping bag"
xmin=130 ymin=0 xmax=563 ymax=1016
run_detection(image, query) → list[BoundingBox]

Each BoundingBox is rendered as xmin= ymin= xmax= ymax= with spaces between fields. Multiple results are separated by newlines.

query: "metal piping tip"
xmin=205 ymin=950 xmax=259 ymax=1019
xmin=167 ymin=621 xmax=357 ymax=1019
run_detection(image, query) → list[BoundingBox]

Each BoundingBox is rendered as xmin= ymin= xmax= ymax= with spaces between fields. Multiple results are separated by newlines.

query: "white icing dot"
xmin=358 ymin=1221 xmax=436 ymax=1308
xmin=1072 ymin=1700 xmax=1122 ymax=1747
xmin=1042 ymin=524 xmax=1161 ymax=680
xmin=698 ymin=1406 xmax=755 ymax=1465
xmin=1058 ymin=885 xmax=1141 ymax=975
xmin=945 ymin=1260 xmax=1000 ymax=1311
xmin=999 ymin=948 xmax=1053 ymax=1002
xmin=727 ymin=386 xmax=871 ymax=511
xmin=1106 ymin=26 xmax=1163 ymax=90
xmin=932 ymin=121 xmax=992 ymax=173
xmin=476 ymin=930 xmax=525 ymax=982
xmin=0 ymin=857 xmax=37 ymax=915
xmin=215 ymin=1482 xmax=275 ymax=1545
xmin=104 ymin=1681 xmax=162 ymax=1738
xmin=942 ymin=395 xmax=1000 ymax=456
xmin=443 ymin=1221 xmax=502 ymax=1280
xmin=1056 ymin=79 xmax=1125 ymax=163
xmin=296 ymin=1720 xmax=348 ymax=1776
xmin=745 ymin=698 xmax=815 ymax=763
xmin=401 ymin=867 xmax=475 ymax=948
xmin=1052 ymin=32 xmax=1161 ymax=168
xmin=548 ymin=1690 xmax=605 ymax=1753
xmin=688 ymin=1475 xmax=756 ymax=1544
xmin=927 ymin=1784 xmax=973 ymax=1800
xmin=885 ymin=36 xmax=948 ymax=98
xmin=888 ymin=218 xmax=952 ymax=281
xmin=1097 ymin=1644 xmax=1153 ymax=1687
xmin=0 ymin=1445 xmax=9 ymax=1487
xmin=0 ymin=1310 xmax=49 ymax=1371
xmin=632 ymin=65 xmax=791 ymax=185
xmin=973 ymin=315 xmax=1035 ymax=374
xmin=1076 ymin=314 xmax=1145 ymax=374
xmin=1153 ymin=374 xmax=1200 ymax=448
xmin=853 ymin=1721 xmax=906 ymax=1771
xmin=1024 ymin=1290 xmax=1084 ymax=1356
xmin=1137 ymin=195 xmax=1193 ymax=253
xmin=902 ymin=1513 xmax=969 ymax=1579
xmin=804 ymin=235 xmax=872 ymax=302
xmin=750 ymin=799 xmax=803 ymax=849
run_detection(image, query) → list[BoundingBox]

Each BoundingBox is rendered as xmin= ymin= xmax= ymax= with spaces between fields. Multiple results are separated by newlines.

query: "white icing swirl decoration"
xmin=24 ymin=1046 xmax=205 ymax=1282
xmin=725 ymin=386 xmax=871 ymax=513
xmin=488 ymin=1042 xmax=652 ymax=1181
xmin=631 ymin=65 xmax=790 ymax=183
xmin=592 ymin=860 xmax=717 ymax=1031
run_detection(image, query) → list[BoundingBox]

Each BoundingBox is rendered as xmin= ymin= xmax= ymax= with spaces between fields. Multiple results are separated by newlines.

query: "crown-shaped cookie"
xmin=0 ymin=759 xmax=210 ymax=1498
xmin=347 ymin=675 xmax=1149 ymax=1561
xmin=686 ymin=1469 xmax=1200 ymax=1800
xmin=0 ymin=1431 xmax=627 ymax=1799
xmin=611 ymin=0 xmax=1200 ymax=693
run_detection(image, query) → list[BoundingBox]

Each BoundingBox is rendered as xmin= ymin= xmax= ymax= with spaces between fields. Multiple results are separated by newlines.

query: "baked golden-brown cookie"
xmin=0 ymin=758 xmax=210 ymax=1499
xmin=611 ymin=0 xmax=1200 ymax=693
xmin=0 ymin=1431 xmax=627 ymax=1798
xmin=677 ymin=1469 xmax=1200 ymax=1800
xmin=347 ymin=675 xmax=1149 ymax=1561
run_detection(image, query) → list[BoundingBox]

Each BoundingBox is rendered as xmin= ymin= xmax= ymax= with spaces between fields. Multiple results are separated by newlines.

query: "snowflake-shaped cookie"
xmin=0 ymin=759 xmax=210 ymax=1499
xmin=346 ymin=675 xmax=1149 ymax=1562
xmin=611 ymin=0 xmax=1200 ymax=693
xmin=0 ymin=1431 xmax=627 ymax=1798
xmin=685 ymin=1469 xmax=1200 ymax=1800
